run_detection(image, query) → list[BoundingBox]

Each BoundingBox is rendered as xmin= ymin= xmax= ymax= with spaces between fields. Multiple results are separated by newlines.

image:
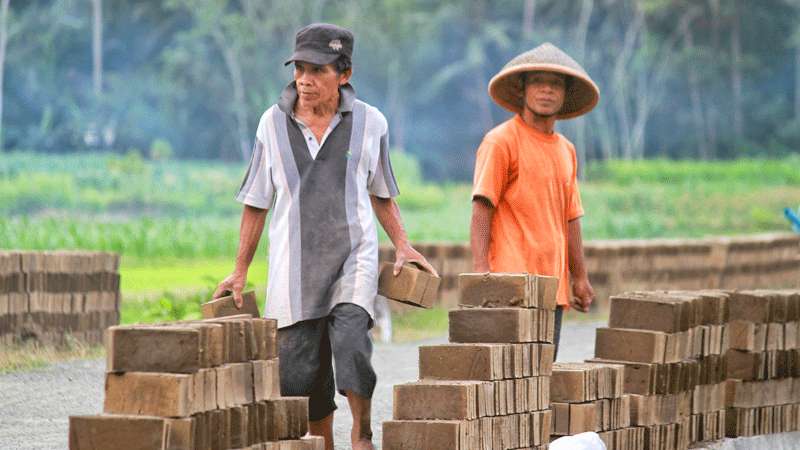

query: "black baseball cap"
xmin=284 ymin=23 xmax=354 ymax=66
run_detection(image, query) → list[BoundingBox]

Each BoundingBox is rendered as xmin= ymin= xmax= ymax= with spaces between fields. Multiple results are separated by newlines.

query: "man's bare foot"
xmin=352 ymin=438 xmax=375 ymax=450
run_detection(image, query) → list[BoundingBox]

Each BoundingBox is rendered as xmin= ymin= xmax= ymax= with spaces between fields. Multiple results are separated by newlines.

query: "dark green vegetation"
xmin=4 ymin=1 xmax=800 ymax=181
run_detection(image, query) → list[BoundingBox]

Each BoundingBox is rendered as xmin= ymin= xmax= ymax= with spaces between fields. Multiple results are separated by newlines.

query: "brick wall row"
xmin=0 ymin=251 xmax=120 ymax=346
xmin=379 ymin=233 xmax=800 ymax=311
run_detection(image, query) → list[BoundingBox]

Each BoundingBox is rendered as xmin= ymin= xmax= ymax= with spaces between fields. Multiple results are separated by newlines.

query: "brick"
xmin=458 ymin=273 xmax=557 ymax=310
xmin=69 ymin=415 xmax=168 ymax=450
xmin=419 ymin=344 xmax=504 ymax=381
xmin=569 ymin=402 xmax=598 ymax=434
xmin=201 ymin=368 xmax=217 ymax=411
xmin=378 ymin=262 xmax=440 ymax=308
xmin=259 ymin=397 xmax=309 ymax=441
xmin=393 ymin=381 xmax=485 ymax=420
xmin=551 ymin=367 xmax=588 ymax=403
xmin=609 ymin=295 xmax=685 ymax=333
xmin=252 ymin=318 xmax=278 ymax=360
xmin=458 ymin=273 xmax=530 ymax=308
xmin=165 ymin=417 xmax=194 ymax=450
xmin=105 ymin=326 xmax=201 ymax=374
xmin=595 ymin=328 xmax=667 ymax=363
xmin=728 ymin=320 xmax=757 ymax=351
xmin=104 ymin=372 xmax=195 ymax=418
xmin=215 ymin=365 xmax=234 ymax=409
xmin=449 ymin=308 xmax=541 ymax=343
xmin=382 ymin=420 xmax=478 ymax=450
xmin=253 ymin=358 xmax=281 ymax=401
xmin=229 ymin=362 xmax=254 ymax=405
xmin=202 ymin=317 xmax=247 ymax=364
xmin=201 ymin=290 xmax=260 ymax=318
xmin=728 ymin=291 xmax=771 ymax=323
xmin=551 ymin=403 xmax=570 ymax=435
xmin=228 ymin=406 xmax=249 ymax=449
xmin=726 ymin=350 xmax=763 ymax=381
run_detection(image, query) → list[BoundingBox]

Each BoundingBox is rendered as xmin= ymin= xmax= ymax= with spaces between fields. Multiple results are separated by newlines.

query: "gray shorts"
xmin=277 ymin=302 xmax=376 ymax=421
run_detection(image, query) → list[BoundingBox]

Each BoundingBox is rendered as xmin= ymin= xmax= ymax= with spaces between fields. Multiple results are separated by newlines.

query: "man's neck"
xmin=295 ymin=91 xmax=340 ymax=119
xmin=521 ymin=107 xmax=557 ymax=135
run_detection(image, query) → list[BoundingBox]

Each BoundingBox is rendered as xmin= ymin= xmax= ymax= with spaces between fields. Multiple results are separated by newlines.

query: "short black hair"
xmin=334 ymin=55 xmax=352 ymax=74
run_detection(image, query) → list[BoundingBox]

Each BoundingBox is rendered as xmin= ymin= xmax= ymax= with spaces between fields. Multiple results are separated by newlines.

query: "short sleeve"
xmin=235 ymin=119 xmax=275 ymax=209
xmin=368 ymin=123 xmax=400 ymax=198
xmin=566 ymin=145 xmax=584 ymax=220
xmin=472 ymin=137 xmax=511 ymax=207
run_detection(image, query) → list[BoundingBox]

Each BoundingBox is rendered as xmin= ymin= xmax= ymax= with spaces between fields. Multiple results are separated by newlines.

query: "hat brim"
xmin=284 ymin=49 xmax=340 ymax=66
xmin=488 ymin=63 xmax=600 ymax=120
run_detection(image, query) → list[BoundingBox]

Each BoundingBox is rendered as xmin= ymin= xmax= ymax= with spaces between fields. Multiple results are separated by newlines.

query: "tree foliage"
xmin=4 ymin=0 xmax=799 ymax=179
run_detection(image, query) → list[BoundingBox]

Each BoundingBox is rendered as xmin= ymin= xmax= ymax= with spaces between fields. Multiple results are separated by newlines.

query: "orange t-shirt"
xmin=472 ymin=115 xmax=584 ymax=307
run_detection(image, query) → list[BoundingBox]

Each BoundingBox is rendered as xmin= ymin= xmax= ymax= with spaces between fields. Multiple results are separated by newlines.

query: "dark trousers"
xmin=553 ymin=305 xmax=564 ymax=361
xmin=277 ymin=303 xmax=376 ymax=421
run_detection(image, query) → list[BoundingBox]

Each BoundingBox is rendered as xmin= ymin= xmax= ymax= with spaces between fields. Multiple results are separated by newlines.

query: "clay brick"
xmin=569 ymin=402 xmax=598 ymax=434
xmin=609 ymin=295 xmax=685 ymax=333
xmin=201 ymin=290 xmax=260 ymax=319
xmin=419 ymin=344 xmax=505 ymax=380
xmin=449 ymin=308 xmax=538 ymax=343
xmin=259 ymin=397 xmax=309 ymax=441
xmin=105 ymin=326 xmax=201 ymax=374
xmin=104 ymin=372 xmax=195 ymax=417
xmin=228 ymin=406 xmax=249 ymax=449
xmin=595 ymin=328 xmax=667 ymax=363
xmin=726 ymin=350 xmax=763 ymax=381
xmin=458 ymin=273 xmax=530 ymax=308
xmin=253 ymin=358 xmax=281 ymax=401
xmin=393 ymin=380 xmax=485 ymax=420
xmin=229 ymin=362 xmax=254 ymax=405
xmin=165 ymin=417 xmax=194 ymax=450
xmin=551 ymin=367 xmax=588 ymax=403
xmin=253 ymin=318 xmax=278 ymax=360
xmin=382 ymin=420 xmax=478 ymax=450
xmin=728 ymin=291 xmax=771 ymax=323
xmin=458 ymin=273 xmax=558 ymax=310
xmin=378 ymin=262 xmax=440 ymax=308
xmin=215 ymin=365 xmax=234 ymax=409
xmin=728 ymin=320 xmax=757 ymax=351
xmin=69 ymin=415 xmax=168 ymax=450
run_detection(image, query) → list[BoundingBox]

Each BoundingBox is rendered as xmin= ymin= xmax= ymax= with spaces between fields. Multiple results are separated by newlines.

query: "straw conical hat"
xmin=488 ymin=42 xmax=599 ymax=120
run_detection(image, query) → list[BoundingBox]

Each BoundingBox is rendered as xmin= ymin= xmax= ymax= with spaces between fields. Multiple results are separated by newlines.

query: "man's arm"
xmin=214 ymin=204 xmax=268 ymax=307
xmin=470 ymin=196 xmax=494 ymax=272
xmin=370 ymin=196 xmax=438 ymax=276
xmin=568 ymin=217 xmax=594 ymax=312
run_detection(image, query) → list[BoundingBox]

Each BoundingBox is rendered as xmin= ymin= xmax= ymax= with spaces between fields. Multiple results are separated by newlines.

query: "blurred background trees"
xmin=3 ymin=0 xmax=799 ymax=179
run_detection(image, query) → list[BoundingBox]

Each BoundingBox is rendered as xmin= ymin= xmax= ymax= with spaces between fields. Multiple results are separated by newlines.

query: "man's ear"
xmin=339 ymin=68 xmax=353 ymax=85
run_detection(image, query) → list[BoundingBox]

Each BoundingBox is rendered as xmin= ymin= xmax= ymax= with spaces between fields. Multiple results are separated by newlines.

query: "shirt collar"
xmin=278 ymin=81 xmax=356 ymax=115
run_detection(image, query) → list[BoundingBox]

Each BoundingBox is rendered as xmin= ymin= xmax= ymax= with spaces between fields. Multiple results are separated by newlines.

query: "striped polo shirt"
xmin=236 ymin=82 xmax=399 ymax=328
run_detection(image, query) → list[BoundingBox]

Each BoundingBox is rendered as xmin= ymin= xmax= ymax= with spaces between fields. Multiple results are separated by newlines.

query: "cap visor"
xmin=284 ymin=50 xmax=339 ymax=66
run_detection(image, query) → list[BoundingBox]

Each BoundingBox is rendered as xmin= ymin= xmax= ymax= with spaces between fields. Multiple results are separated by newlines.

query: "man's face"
xmin=523 ymin=71 xmax=567 ymax=118
xmin=294 ymin=61 xmax=351 ymax=108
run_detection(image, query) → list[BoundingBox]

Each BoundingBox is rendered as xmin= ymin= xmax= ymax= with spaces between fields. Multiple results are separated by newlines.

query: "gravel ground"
xmin=1 ymin=320 xmax=798 ymax=449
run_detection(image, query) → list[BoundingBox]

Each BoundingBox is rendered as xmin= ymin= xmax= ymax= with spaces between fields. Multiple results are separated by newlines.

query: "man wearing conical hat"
xmin=471 ymin=43 xmax=599 ymax=358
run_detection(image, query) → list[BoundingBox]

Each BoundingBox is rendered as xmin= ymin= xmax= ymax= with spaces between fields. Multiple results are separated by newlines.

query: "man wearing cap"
xmin=214 ymin=23 xmax=436 ymax=450
xmin=471 ymin=43 xmax=600 ymax=358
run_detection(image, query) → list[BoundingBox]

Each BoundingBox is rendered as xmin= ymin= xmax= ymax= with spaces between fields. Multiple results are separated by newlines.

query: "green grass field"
xmin=3 ymin=151 xmax=799 ymax=336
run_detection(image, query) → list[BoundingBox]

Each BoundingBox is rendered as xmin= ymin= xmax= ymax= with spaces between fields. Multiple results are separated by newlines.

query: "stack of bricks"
xmin=725 ymin=289 xmax=800 ymax=437
xmin=549 ymin=362 xmax=643 ymax=449
xmin=69 ymin=314 xmax=323 ymax=450
xmin=589 ymin=290 xmax=731 ymax=449
xmin=382 ymin=273 xmax=557 ymax=449
xmin=0 ymin=251 xmax=120 ymax=346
